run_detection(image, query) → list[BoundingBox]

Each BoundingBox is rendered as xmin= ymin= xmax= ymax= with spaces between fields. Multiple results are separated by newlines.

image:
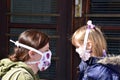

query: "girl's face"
xmin=75 ymin=40 xmax=92 ymax=61
xmin=74 ymin=40 xmax=83 ymax=48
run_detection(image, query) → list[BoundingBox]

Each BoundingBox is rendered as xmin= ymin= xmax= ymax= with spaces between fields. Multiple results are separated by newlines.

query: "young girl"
xmin=71 ymin=20 xmax=120 ymax=80
xmin=0 ymin=29 xmax=52 ymax=80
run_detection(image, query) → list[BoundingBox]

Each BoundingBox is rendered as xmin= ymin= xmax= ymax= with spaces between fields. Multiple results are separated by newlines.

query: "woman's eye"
xmin=46 ymin=49 xmax=49 ymax=52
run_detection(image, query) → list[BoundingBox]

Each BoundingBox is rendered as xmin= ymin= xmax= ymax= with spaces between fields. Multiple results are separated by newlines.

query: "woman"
xmin=71 ymin=20 xmax=120 ymax=80
xmin=0 ymin=29 xmax=52 ymax=80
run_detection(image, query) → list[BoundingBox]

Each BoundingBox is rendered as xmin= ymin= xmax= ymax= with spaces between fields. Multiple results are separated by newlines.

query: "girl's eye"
xmin=76 ymin=47 xmax=79 ymax=48
xmin=75 ymin=46 xmax=79 ymax=48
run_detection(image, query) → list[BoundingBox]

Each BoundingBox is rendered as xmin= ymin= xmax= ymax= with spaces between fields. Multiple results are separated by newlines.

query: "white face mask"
xmin=76 ymin=47 xmax=91 ymax=61
xmin=25 ymin=50 xmax=52 ymax=71
xmin=37 ymin=50 xmax=52 ymax=71
xmin=9 ymin=39 xmax=52 ymax=71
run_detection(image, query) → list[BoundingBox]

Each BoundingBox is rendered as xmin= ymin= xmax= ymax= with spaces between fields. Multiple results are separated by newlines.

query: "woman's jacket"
xmin=0 ymin=58 xmax=38 ymax=80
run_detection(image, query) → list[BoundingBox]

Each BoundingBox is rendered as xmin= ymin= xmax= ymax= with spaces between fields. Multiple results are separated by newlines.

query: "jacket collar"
xmin=97 ymin=55 xmax=120 ymax=74
xmin=86 ymin=57 xmax=101 ymax=65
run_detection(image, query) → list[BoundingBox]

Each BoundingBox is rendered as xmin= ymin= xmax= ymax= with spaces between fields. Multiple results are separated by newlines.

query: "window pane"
xmin=11 ymin=0 xmax=58 ymax=24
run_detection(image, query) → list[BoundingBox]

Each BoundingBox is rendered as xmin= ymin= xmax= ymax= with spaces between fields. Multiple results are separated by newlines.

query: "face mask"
xmin=9 ymin=39 xmax=52 ymax=71
xmin=25 ymin=50 xmax=52 ymax=71
xmin=76 ymin=47 xmax=91 ymax=61
xmin=37 ymin=50 xmax=52 ymax=71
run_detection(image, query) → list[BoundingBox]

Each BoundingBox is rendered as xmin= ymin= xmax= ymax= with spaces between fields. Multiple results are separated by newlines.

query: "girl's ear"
xmin=28 ymin=50 xmax=36 ymax=58
xmin=87 ymin=41 xmax=92 ymax=50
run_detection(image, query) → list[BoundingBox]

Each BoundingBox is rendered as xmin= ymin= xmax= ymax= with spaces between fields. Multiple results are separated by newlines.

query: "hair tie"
xmin=87 ymin=20 xmax=95 ymax=29
xmin=83 ymin=20 xmax=94 ymax=50
xmin=103 ymin=49 xmax=107 ymax=57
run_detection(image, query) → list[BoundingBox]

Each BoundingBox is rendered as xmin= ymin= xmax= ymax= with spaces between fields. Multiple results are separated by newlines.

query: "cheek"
xmin=34 ymin=54 xmax=42 ymax=61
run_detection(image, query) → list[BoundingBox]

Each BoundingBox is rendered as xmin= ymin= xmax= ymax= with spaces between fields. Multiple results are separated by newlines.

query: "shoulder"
xmin=81 ymin=56 xmax=120 ymax=80
xmin=87 ymin=63 xmax=108 ymax=74
xmin=2 ymin=68 xmax=35 ymax=80
xmin=16 ymin=70 xmax=34 ymax=80
xmin=85 ymin=63 xmax=113 ymax=79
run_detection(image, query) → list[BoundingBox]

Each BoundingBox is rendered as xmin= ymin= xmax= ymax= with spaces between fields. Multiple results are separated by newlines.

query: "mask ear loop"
xmin=83 ymin=20 xmax=95 ymax=51
xmin=10 ymin=39 xmax=43 ymax=56
xmin=84 ymin=21 xmax=107 ymax=57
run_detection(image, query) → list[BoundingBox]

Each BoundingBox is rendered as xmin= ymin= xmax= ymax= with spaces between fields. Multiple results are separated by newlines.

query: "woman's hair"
xmin=9 ymin=29 xmax=49 ymax=62
xmin=72 ymin=25 xmax=107 ymax=57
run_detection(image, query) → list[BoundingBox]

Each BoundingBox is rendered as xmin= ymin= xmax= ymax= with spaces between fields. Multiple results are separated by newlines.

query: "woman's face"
xmin=33 ymin=42 xmax=50 ymax=61
xmin=26 ymin=42 xmax=51 ymax=73
xmin=39 ymin=42 xmax=50 ymax=53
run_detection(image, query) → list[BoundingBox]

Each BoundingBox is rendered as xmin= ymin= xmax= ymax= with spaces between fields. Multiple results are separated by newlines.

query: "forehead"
xmin=40 ymin=42 xmax=49 ymax=50
xmin=73 ymin=40 xmax=82 ymax=48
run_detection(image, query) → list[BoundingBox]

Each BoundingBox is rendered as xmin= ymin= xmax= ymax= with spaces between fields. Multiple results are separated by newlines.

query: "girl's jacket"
xmin=79 ymin=56 xmax=120 ymax=80
xmin=0 ymin=58 xmax=38 ymax=80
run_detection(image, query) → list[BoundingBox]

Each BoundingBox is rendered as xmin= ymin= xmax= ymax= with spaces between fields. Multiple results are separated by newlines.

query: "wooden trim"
xmin=6 ymin=13 xmax=60 ymax=17
xmin=85 ymin=0 xmax=91 ymax=21
xmin=102 ymin=26 xmax=120 ymax=30
xmin=106 ymin=37 xmax=120 ymax=40
xmin=6 ymin=33 xmax=60 ymax=39
xmin=8 ymin=23 xmax=57 ymax=28
xmin=86 ymin=14 xmax=120 ymax=17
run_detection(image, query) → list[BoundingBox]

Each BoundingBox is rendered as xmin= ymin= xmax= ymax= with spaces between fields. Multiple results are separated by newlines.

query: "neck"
xmin=26 ymin=63 xmax=39 ymax=74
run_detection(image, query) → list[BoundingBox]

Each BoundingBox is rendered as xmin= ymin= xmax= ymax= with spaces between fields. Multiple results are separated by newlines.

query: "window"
xmin=86 ymin=0 xmax=120 ymax=55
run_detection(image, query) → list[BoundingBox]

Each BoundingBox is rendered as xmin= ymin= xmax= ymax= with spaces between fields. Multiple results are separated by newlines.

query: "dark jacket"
xmin=78 ymin=56 xmax=120 ymax=80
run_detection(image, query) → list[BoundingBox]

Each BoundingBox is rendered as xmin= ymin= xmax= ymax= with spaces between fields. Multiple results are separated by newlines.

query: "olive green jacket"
xmin=0 ymin=58 xmax=39 ymax=80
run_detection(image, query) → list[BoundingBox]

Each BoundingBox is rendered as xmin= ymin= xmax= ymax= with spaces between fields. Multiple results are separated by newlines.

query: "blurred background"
xmin=0 ymin=0 xmax=120 ymax=80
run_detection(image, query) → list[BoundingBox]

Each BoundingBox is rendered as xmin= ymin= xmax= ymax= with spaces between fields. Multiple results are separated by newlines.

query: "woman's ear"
xmin=28 ymin=50 xmax=36 ymax=58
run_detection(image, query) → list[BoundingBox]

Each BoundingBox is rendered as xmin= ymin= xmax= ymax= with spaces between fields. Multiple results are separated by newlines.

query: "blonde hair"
xmin=72 ymin=25 xmax=107 ymax=57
